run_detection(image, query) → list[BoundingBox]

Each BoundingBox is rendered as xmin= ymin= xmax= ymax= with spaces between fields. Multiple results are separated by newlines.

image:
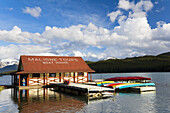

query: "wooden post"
xmin=14 ymin=75 xmax=16 ymax=85
xmin=46 ymin=73 xmax=48 ymax=85
xmin=27 ymin=90 xmax=29 ymax=102
xmin=77 ymin=72 xmax=79 ymax=83
xmin=59 ymin=73 xmax=61 ymax=82
xmin=73 ymin=72 xmax=75 ymax=83
xmin=19 ymin=75 xmax=21 ymax=87
xmin=82 ymin=72 xmax=84 ymax=83
xmin=69 ymin=72 xmax=71 ymax=82
xmin=37 ymin=75 xmax=39 ymax=86
xmin=27 ymin=74 xmax=29 ymax=86
xmin=18 ymin=90 xmax=20 ymax=104
xmin=63 ymin=73 xmax=65 ymax=82
xmin=90 ymin=73 xmax=92 ymax=82
xmin=44 ymin=73 xmax=46 ymax=85
xmin=54 ymin=73 xmax=55 ymax=82
xmin=87 ymin=72 xmax=89 ymax=82
xmin=11 ymin=75 xmax=13 ymax=85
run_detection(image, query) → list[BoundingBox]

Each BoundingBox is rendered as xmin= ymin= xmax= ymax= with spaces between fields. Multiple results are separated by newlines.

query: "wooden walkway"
xmin=50 ymin=83 xmax=115 ymax=94
xmin=50 ymin=83 xmax=115 ymax=99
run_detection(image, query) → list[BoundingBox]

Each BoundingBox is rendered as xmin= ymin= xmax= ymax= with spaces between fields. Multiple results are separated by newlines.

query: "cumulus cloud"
xmin=22 ymin=7 xmax=42 ymax=18
xmin=0 ymin=26 xmax=31 ymax=43
xmin=118 ymin=0 xmax=153 ymax=12
xmin=0 ymin=44 xmax=52 ymax=59
xmin=108 ymin=10 xmax=122 ymax=23
xmin=152 ymin=23 xmax=170 ymax=41
xmin=118 ymin=0 xmax=134 ymax=10
xmin=71 ymin=50 xmax=107 ymax=61
xmin=1 ymin=0 xmax=170 ymax=61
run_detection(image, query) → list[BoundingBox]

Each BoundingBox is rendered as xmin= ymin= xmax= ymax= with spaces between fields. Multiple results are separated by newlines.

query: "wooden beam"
xmin=11 ymin=75 xmax=13 ymax=85
xmin=14 ymin=75 xmax=16 ymax=85
xmin=44 ymin=73 xmax=46 ymax=85
xmin=27 ymin=74 xmax=29 ymax=86
xmin=18 ymin=90 xmax=20 ymax=104
xmin=87 ymin=72 xmax=89 ymax=82
xmin=27 ymin=90 xmax=29 ymax=102
xmin=63 ymin=73 xmax=65 ymax=82
xmin=46 ymin=73 xmax=48 ymax=85
xmin=77 ymin=72 xmax=79 ymax=83
xmin=73 ymin=72 xmax=75 ymax=83
xmin=19 ymin=75 xmax=21 ymax=87
xmin=59 ymin=73 xmax=61 ymax=82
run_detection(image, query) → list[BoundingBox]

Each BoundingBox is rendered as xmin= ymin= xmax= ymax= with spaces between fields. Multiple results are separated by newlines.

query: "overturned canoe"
xmin=117 ymin=83 xmax=155 ymax=89
xmin=97 ymin=81 xmax=115 ymax=86
xmin=105 ymin=76 xmax=151 ymax=81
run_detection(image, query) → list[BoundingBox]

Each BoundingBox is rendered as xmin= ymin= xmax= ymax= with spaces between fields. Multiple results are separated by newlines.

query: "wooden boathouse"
xmin=12 ymin=55 xmax=95 ymax=87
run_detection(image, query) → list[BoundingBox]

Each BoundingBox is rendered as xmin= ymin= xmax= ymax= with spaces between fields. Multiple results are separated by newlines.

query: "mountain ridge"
xmin=0 ymin=52 xmax=170 ymax=74
xmin=86 ymin=52 xmax=170 ymax=73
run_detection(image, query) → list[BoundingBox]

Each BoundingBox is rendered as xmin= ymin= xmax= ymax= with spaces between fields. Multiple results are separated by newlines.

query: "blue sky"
xmin=0 ymin=0 xmax=170 ymax=61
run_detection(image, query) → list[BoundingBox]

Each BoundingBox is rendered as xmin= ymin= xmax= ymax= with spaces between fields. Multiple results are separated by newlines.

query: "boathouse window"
xmin=71 ymin=72 xmax=74 ymax=77
xmin=65 ymin=72 xmax=70 ymax=77
xmin=78 ymin=72 xmax=84 ymax=76
xmin=32 ymin=73 xmax=40 ymax=78
xmin=49 ymin=73 xmax=56 ymax=77
xmin=56 ymin=73 xmax=59 ymax=77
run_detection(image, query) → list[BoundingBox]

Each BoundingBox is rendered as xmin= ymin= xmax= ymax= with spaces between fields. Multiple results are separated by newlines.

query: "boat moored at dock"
xmin=97 ymin=76 xmax=156 ymax=92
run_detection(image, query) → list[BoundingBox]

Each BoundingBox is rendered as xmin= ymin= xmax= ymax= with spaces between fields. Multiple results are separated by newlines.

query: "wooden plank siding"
xmin=25 ymin=72 xmax=88 ymax=86
xmin=13 ymin=55 xmax=94 ymax=86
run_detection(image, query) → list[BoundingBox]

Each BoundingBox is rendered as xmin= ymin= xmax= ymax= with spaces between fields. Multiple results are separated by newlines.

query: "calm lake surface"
xmin=0 ymin=72 xmax=170 ymax=113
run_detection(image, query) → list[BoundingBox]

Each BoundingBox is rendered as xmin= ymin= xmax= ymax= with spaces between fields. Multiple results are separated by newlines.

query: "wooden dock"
xmin=50 ymin=83 xmax=115 ymax=99
xmin=19 ymin=86 xmax=44 ymax=89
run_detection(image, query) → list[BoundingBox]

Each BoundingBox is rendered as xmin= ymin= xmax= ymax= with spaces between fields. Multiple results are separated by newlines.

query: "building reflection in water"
xmin=11 ymin=88 xmax=86 ymax=113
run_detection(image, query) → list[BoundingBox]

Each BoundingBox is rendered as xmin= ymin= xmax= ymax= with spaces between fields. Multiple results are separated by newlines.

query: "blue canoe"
xmin=117 ymin=83 xmax=155 ymax=89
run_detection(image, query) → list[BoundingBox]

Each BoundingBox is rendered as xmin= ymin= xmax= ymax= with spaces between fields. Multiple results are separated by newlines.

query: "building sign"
xmin=27 ymin=57 xmax=78 ymax=64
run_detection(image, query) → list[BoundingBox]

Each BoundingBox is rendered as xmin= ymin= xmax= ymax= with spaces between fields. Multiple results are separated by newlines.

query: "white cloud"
xmin=118 ymin=0 xmax=153 ymax=12
xmin=71 ymin=50 xmax=106 ymax=61
xmin=22 ymin=7 xmax=42 ymax=18
xmin=8 ymin=8 xmax=13 ymax=11
xmin=134 ymin=0 xmax=153 ymax=12
xmin=0 ymin=26 xmax=31 ymax=43
xmin=156 ymin=21 xmax=166 ymax=27
xmin=118 ymin=0 xmax=134 ymax=10
xmin=107 ymin=10 xmax=122 ymax=23
xmin=1 ymin=0 xmax=170 ymax=61
xmin=118 ymin=0 xmax=153 ymax=19
xmin=0 ymin=44 xmax=52 ymax=59
xmin=152 ymin=23 xmax=170 ymax=41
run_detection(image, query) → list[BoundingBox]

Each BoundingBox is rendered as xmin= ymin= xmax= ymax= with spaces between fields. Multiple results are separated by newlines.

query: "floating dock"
xmin=50 ymin=83 xmax=115 ymax=99
xmin=115 ymin=86 xmax=156 ymax=93
xmin=19 ymin=86 xmax=43 ymax=89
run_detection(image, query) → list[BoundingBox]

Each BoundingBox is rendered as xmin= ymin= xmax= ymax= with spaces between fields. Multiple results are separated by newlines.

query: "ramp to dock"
xmin=50 ymin=83 xmax=115 ymax=93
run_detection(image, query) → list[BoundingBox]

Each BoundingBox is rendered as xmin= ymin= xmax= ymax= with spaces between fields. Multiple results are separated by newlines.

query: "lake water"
xmin=0 ymin=72 xmax=170 ymax=113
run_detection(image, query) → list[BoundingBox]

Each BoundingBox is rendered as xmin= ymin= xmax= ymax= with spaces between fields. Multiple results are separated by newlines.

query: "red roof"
xmin=15 ymin=55 xmax=95 ymax=74
xmin=105 ymin=76 xmax=151 ymax=81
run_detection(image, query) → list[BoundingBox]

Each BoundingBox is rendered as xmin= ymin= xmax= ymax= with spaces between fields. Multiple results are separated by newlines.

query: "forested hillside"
xmin=0 ymin=64 xmax=18 ymax=75
xmin=86 ymin=52 xmax=170 ymax=73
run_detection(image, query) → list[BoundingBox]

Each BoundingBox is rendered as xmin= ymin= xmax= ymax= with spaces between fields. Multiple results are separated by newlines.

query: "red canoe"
xmin=105 ymin=76 xmax=151 ymax=81
xmin=106 ymin=83 xmax=123 ymax=87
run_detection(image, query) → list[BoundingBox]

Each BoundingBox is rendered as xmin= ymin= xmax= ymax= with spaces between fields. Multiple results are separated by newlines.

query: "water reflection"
xmin=11 ymin=88 xmax=86 ymax=113
xmin=0 ymin=87 xmax=158 ymax=113
xmin=111 ymin=91 xmax=157 ymax=113
xmin=2 ymin=73 xmax=170 ymax=113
